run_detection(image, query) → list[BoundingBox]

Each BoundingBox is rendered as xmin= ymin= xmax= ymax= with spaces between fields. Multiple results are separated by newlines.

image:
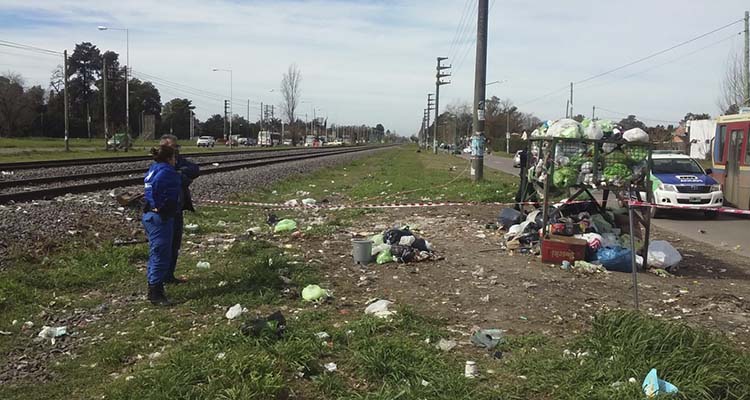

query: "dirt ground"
xmin=288 ymin=204 xmax=750 ymax=346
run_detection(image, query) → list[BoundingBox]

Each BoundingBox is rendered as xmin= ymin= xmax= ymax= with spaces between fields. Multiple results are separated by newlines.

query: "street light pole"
xmin=97 ymin=25 xmax=129 ymax=151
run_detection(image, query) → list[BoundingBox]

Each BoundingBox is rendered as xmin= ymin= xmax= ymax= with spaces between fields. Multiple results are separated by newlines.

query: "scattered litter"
xmin=196 ymin=261 xmax=211 ymax=269
xmin=274 ymin=219 xmax=298 ymax=233
xmin=421 ymin=379 xmax=430 ymax=387
xmin=225 ymin=304 xmax=244 ymax=320
xmin=184 ymin=223 xmax=200 ymax=231
xmin=436 ymin=338 xmax=458 ymax=352
xmin=216 ymin=220 xmax=227 ymax=227
xmin=301 ymin=284 xmax=329 ymax=302
xmin=216 ymin=352 xmax=226 ymax=360
xmin=464 ymin=361 xmax=478 ymax=378
xmin=283 ymin=199 xmax=299 ymax=207
xmin=647 ymin=241 xmax=682 ymax=269
xmin=471 ymin=328 xmax=504 ymax=350
xmin=246 ymin=227 xmax=262 ymax=235
xmin=480 ymin=294 xmax=490 ymax=303
xmin=38 ymin=326 xmax=67 ymax=342
xmin=315 ymin=332 xmax=330 ymax=340
xmin=573 ymin=260 xmax=606 ymax=273
xmin=399 ymin=235 xmax=416 ymax=246
xmin=0 ymin=331 xmax=11 ymax=335
xmin=324 ymin=362 xmax=338 ymax=372
xmin=376 ymin=248 xmax=394 ymax=264
xmin=364 ymin=299 xmax=396 ymax=318
xmin=642 ymin=368 xmax=678 ymax=397
xmin=212 ymin=162 xmax=220 ymax=166
xmin=301 ymin=198 xmax=317 ymax=206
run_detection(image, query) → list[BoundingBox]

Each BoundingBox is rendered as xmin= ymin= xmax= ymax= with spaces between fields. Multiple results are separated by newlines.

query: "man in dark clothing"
xmin=160 ymin=134 xmax=200 ymax=284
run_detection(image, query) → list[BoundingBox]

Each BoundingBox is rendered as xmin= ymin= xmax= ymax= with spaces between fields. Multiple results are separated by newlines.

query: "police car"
xmin=649 ymin=151 xmax=723 ymax=218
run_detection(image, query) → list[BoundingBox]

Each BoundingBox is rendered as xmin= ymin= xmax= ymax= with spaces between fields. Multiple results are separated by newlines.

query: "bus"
xmin=712 ymin=110 xmax=750 ymax=209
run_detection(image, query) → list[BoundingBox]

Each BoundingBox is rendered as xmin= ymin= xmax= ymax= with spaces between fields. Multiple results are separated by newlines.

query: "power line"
xmin=446 ymin=0 xmax=473 ymax=61
xmin=578 ymin=31 xmax=743 ymax=92
xmin=574 ymin=18 xmax=743 ymax=85
xmin=596 ymin=106 xmax=678 ymax=124
xmin=0 ymin=39 xmax=62 ymax=56
xmin=451 ymin=3 xmax=479 ymax=75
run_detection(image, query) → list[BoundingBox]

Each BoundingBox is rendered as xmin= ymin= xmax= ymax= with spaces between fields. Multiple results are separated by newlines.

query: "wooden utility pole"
xmin=471 ymin=0 xmax=488 ymax=182
xmin=426 ymin=93 xmax=435 ymax=149
xmin=63 ymin=50 xmax=70 ymax=152
xmin=433 ymin=57 xmax=451 ymax=154
xmin=592 ymin=105 xmax=596 ymax=120
xmin=569 ymin=82 xmax=574 ymax=118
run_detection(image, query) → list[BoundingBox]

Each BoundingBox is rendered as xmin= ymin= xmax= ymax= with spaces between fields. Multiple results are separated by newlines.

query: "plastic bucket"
xmin=352 ymin=240 xmax=373 ymax=265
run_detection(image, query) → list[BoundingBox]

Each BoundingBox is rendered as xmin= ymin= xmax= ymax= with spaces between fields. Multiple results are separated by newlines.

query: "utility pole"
xmin=565 ymin=100 xmax=570 ymax=118
xmin=434 ymin=57 xmax=451 ymax=154
xmin=471 ymin=0 xmax=488 ymax=182
xmin=63 ymin=50 xmax=69 ymax=152
xmin=247 ymin=99 xmax=250 ymax=139
xmin=745 ymin=10 xmax=749 ymax=106
xmin=103 ymin=55 xmax=108 ymax=150
xmin=426 ymin=93 xmax=435 ymax=149
xmin=592 ymin=105 xmax=596 ymax=120
xmin=569 ymin=82 xmax=574 ymax=118
xmin=223 ymin=99 xmax=229 ymax=139
xmin=260 ymin=102 xmax=264 ymax=132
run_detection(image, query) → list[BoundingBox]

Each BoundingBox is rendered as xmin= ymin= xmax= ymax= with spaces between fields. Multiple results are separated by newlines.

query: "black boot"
xmin=147 ymin=283 xmax=174 ymax=306
xmin=164 ymin=275 xmax=187 ymax=285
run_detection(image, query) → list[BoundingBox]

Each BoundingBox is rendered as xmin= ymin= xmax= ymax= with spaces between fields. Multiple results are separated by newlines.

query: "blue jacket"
xmin=144 ymin=162 xmax=182 ymax=217
xmin=175 ymin=155 xmax=200 ymax=212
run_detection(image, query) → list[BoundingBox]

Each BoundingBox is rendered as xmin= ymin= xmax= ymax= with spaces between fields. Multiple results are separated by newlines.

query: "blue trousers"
xmin=142 ymin=212 xmax=174 ymax=285
xmin=169 ymin=212 xmax=184 ymax=278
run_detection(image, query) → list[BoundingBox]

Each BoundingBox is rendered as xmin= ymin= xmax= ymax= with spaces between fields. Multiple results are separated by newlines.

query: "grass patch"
xmin=241 ymin=145 xmax=517 ymax=204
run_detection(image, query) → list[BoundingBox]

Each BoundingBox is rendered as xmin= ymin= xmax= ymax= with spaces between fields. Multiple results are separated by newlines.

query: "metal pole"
xmin=434 ymin=79 xmax=440 ymax=154
xmin=103 ymin=55 xmax=108 ymax=149
xmin=471 ymin=0 xmax=488 ymax=182
xmin=505 ymin=109 xmax=510 ymax=154
xmin=745 ymin=11 xmax=749 ymax=106
xmin=247 ymin=99 xmax=250 ymax=140
xmin=569 ymin=82 xmax=573 ymax=118
xmin=64 ymin=50 xmax=69 ymax=152
xmin=592 ymin=105 xmax=596 ymax=120
xmin=628 ymin=203 xmax=640 ymax=310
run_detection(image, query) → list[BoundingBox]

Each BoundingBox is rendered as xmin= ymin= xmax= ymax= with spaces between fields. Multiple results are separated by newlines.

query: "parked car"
xmin=107 ymin=133 xmax=132 ymax=149
xmin=196 ymin=136 xmax=216 ymax=147
xmin=513 ymin=150 xmax=523 ymax=168
xmin=648 ymin=152 xmax=724 ymax=218
xmin=238 ymin=137 xmax=257 ymax=146
xmin=282 ymin=139 xmax=293 ymax=146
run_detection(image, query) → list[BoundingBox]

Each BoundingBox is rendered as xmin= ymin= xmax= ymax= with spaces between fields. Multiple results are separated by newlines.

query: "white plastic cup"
xmin=464 ymin=360 xmax=478 ymax=378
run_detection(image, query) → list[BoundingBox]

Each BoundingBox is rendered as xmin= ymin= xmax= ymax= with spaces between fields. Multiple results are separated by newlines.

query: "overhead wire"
xmin=450 ymin=2 xmax=478 ymax=75
xmin=445 ymin=0 xmax=473 ymax=61
xmin=0 ymin=39 xmax=62 ymax=56
xmin=595 ymin=106 xmax=678 ymax=124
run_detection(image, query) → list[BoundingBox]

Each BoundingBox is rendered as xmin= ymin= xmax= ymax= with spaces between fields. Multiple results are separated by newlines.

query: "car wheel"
xmin=704 ymin=210 xmax=718 ymax=219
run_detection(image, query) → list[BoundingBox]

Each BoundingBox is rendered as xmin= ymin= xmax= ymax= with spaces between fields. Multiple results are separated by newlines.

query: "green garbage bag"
xmin=302 ymin=284 xmax=328 ymax=302
xmin=274 ymin=219 xmax=297 ymax=233
xmin=376 ymin=249 xmax=393 ymax=264
xmin=370 ymin=233 xmax=385 ymax=246
xmin=553 ymin=167 xmax=577 ymax=188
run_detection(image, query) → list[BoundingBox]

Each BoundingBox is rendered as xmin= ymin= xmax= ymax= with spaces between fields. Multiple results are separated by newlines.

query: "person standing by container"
xmin=159 ymin=134 xmax=200 ymax=284
xmin=142 ymin=145 xmax=182 ymax=306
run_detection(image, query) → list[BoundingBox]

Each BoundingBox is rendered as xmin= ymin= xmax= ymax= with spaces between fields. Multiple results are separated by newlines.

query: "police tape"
xmin=197 ymin=198 xmax=591 ymax=210
xmin=198 ymin=197 xmax=750 ymax=216
xmin=627 ymin=200 xmax=750 ymax=215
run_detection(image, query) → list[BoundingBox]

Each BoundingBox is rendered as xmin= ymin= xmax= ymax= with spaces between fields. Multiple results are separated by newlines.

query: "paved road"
xmin=461 ymin=152 xmax=750 ymax=257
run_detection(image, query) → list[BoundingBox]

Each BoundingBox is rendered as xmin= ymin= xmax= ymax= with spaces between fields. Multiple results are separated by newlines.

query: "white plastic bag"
xmin=623 ymin=128 xmax=649 ymax=143
xmin=584 ymin=121 xmax=604 ymax=140
xmin=647 ymin=240 xmax=682 ymax=269
xmin=225 ymin=304 xmax=244 ymax=320
xmin=547 ymin=119 xmax=583 ymax=139
xmin=365 ymin=299 xmax=396 ymax=318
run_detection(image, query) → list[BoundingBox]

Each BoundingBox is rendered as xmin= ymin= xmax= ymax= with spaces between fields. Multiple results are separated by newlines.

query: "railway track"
xmin=0 ymin=147 xmax=355 ymax=190
xmin=0 ymin=146 xmax=318 ymax=171
xmin=0 ymin=146 xmax=388 ymax=204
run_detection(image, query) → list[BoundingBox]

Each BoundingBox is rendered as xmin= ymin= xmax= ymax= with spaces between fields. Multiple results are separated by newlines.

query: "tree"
xmin=161 ymin=98 xmax=193 ymax=138
xmin=717 ymin=50 xmax=748 ymax=114
xmin=201 ymin=114 xmax=225 ymax=138
xmin=0 ymin=73 xmax=28 ymax=136
xmin=280 ymin=63 xmax=302 ymax=126
xmin=618 ymin=115 xmax=647 ymax=131
xmin=67 ymin=42 xmax=103 ymax=136
xmin=681 ymin=112 xmax=711 ymax=123
xmin=572 ymin=114 xmax=585 ymax=123
xmin=128 ymin=78 xmax=161 ymax=137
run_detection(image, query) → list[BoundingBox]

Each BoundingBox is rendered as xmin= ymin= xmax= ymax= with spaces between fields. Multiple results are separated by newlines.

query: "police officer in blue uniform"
xmin=159 ymin=134 xmax=200 ymax=284
xmin=142 ymin=145 xmax=182 ymax=306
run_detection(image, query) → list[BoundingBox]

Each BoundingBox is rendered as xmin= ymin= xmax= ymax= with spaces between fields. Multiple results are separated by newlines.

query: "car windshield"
xmin=652 ymin=158 xmax=704 ymax=174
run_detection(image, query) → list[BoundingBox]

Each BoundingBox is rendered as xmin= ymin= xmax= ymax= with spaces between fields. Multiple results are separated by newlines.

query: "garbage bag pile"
xmin=370 ymin=226 xmax=439 ymax=264
xmin=529 ymin=118 xmax=650 ymax=190
xmin=499 ymin=202 xmax=682 ymax=274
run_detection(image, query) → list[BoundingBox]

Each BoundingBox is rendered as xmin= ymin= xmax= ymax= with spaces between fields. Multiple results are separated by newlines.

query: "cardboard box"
xmin=541 ymin=235 xmax=587 ymax=263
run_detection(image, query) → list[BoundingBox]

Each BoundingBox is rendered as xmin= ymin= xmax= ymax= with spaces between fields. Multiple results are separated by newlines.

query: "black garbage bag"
xmin=412 ymin=238 xmax=431 ymax=252
xmin=241 ymin=311 xmax=286 ymax=338
xmin=383 ymin=228 xmax=414 ymax=245
xmin=390 ymin=244 xmax=416 ymax=262
xmin=266 ymin=214 xmax=280 ymax=226
xmin=497 ymin=208 xmax=522 ymax=230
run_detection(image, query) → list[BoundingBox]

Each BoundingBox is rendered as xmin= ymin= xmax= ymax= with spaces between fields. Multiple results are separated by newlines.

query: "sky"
xmin=0 ymin=0 xmax=748 ymax=135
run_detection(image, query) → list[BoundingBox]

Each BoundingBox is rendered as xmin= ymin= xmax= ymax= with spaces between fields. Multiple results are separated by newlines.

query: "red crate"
xmin=541 ymin=235 xmax=587 ymax=263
